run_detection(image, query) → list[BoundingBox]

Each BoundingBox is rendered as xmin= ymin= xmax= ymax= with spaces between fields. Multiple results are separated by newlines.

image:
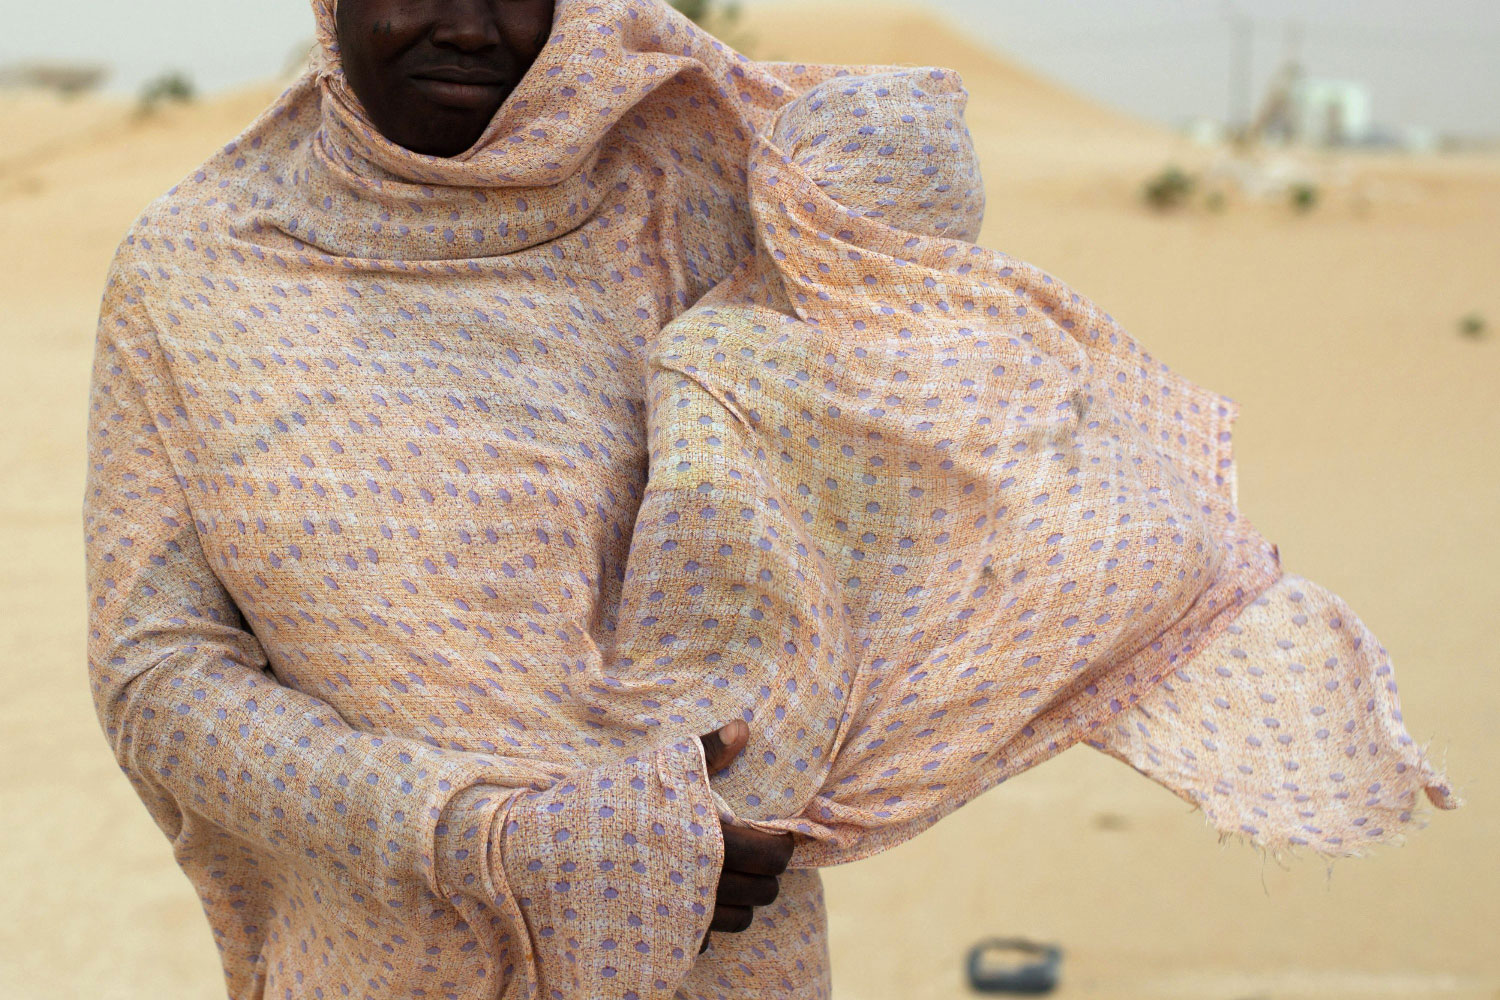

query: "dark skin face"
xmin=335 ymin=0 xmax=556 ymax=156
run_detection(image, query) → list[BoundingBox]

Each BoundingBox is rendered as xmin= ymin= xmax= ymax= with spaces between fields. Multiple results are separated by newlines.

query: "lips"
xmin=408 ymin=66 xmax=511 ymax=111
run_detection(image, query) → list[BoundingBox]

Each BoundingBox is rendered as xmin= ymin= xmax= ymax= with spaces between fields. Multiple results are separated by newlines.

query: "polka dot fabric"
xmin=771 ymin=72 xmax=984 ymax=242
xmin=630 ymin=70 xmax=1453 ymax=865
xmin=1095 ymin=576 xmax=1456 ymax=851
xmin=83 ymin=11 xmax=1453 ymax=1000
xmin=85 ymin=1 xmax=863 ymax=997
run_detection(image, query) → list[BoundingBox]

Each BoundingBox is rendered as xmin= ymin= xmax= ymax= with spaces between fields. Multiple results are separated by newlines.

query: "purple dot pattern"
xmin=84 ymin=1 xmax=855 ymax=997
xmin=492 ymin=745 xmax=726 ymax=995
xmin=1094 ymin=576 xmax=1456 ymax=850
xmin=626 ymin=69 xmax=1453 ymax=865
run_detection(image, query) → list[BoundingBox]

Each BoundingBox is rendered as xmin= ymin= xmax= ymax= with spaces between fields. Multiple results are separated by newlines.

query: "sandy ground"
xmin=1 ymin=5 xmax=1496 ymax=998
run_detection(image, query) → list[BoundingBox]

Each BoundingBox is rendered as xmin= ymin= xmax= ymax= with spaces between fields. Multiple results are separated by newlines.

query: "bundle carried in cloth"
xmin=616 ymin=69 xmax=1455 ymax=865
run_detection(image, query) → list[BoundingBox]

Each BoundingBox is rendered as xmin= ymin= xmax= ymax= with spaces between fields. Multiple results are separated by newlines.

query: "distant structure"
xmin=1291 ymin=78 xmax=1373 ymax=146
xmin=0 ymin=62 xmax=108 ymax=96
xmin=1244 ymin=59 xmax=1373 ymax=147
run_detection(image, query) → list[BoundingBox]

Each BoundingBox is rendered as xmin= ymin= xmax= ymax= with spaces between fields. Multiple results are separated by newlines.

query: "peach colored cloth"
xmin=86 ymin=3 xmax=857 ymax=997
xmin=84 ymin=6 xmax=1452 ymax=1000
xmin=632 ymin=70 xmax=1453 ymax=867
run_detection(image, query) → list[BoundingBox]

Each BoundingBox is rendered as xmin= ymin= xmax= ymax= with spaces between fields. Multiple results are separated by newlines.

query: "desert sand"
xmin=1 ymin=4 xmax=1496 ymax=998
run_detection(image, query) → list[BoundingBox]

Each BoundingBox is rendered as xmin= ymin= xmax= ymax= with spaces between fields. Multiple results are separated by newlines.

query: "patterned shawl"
xmin=83 ymin=6 xmax=1452 ymax=1000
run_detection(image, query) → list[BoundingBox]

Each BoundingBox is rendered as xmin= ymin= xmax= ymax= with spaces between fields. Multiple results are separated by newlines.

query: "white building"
xmin=1290 ymin=78 xmax=1374 ymax=146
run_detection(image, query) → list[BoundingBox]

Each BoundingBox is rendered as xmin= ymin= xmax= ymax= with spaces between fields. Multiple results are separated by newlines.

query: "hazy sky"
xmin=4 ymin=0 xmax=1498 ymax=137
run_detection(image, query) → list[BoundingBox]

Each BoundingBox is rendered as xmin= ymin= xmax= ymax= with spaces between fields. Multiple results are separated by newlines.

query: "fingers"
xmin=699 ymin=719 xmax=749 ymax=774
xmin=716 ymin=870 xmax=781 ymax=908
xmin=701 ymin=823 xmax=794 ymax=952
xmin=695 ymin=724 xmax=789 ymax=956
xmin=709 ymin=904 xmax=755 ymax=934
xmin=720 ymin=822 xmax=795 ymax=877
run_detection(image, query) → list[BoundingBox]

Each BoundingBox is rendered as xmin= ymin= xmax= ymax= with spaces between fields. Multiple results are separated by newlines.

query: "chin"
xmin=401 ymin=113 xmax=496 ymax=158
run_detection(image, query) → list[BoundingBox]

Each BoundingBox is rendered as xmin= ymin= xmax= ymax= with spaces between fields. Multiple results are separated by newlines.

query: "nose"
xmin=430 ymin=0 xmax=502 ymax=51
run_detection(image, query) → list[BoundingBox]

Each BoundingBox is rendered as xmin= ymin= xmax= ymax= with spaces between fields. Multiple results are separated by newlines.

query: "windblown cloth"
xmin=82 ymin=4 xmax=1452 ymax=1000
xmin=630 ymin=70 xmax=1455 ymax=867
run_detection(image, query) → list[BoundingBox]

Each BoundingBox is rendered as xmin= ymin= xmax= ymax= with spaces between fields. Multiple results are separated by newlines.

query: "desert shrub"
xmin=670 ymin=0 xmax=741 ymax=27
xmin=1142 ymin=166 xmax=1195 ymax=211
xmin=1290 ymin=182 xmax=1319 ymax=213
xmin=137 ymin=72 xmax=195 ymax=114
xmin=1459 ymin=312 xmax=1486 ymax=339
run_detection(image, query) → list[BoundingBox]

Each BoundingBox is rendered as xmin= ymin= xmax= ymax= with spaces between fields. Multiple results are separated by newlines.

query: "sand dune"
xmin=1 ymin=5 xmax=1495 ymax=998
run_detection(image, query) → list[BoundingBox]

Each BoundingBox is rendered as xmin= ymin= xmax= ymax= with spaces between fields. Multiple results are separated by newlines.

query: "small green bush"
xmin=1459 ymin=312 xmax=1486 ymax=339
xmin=137 ymin=71 xmax=195 ymax=114
xmin=1143 ymin=166 xmax=1195 ymax=211
xmin=670 ymin=0 xmax=741 ymax=27
xmin=1290 ymin=182 xmax=1319 ymax=213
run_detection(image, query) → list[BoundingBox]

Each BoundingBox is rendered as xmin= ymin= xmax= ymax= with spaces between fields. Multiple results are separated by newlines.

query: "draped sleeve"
xmin=84 ymin=249 xmax=724 ymax=997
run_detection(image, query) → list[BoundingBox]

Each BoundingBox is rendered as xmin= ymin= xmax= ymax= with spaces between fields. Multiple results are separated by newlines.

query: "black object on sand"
xmin=966 ymin=938 xmax=1062 ymax=994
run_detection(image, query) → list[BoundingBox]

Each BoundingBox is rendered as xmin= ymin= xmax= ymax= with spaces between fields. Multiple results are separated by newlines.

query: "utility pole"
xmin=1284 ymin=17 xmax=1304 ymax=69
xmin=1223 ymin=3 xmax=1254 ymax=138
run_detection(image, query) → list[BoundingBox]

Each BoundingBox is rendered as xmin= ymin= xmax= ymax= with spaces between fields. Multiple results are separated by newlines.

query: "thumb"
xmin=699 ymin=719 xmax=749 ymax=774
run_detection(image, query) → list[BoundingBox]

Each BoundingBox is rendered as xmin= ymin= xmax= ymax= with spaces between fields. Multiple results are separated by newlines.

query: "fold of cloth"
xmin=1092 ymin=575 xmax=1457 ymax=853
xmin=627 ymin=69 xmax=1454 ymax=866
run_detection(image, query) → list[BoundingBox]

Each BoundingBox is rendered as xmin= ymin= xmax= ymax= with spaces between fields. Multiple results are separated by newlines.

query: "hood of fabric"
xmin=219 ymin=0 xmax=854 ymax=262
xmin=88 ymin=18 xmax=1455 ymax=999
xmin=771 ymin=71 xmax=983 ymax=242
xmin=307 ymin=0 xmax=683 ymax=188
